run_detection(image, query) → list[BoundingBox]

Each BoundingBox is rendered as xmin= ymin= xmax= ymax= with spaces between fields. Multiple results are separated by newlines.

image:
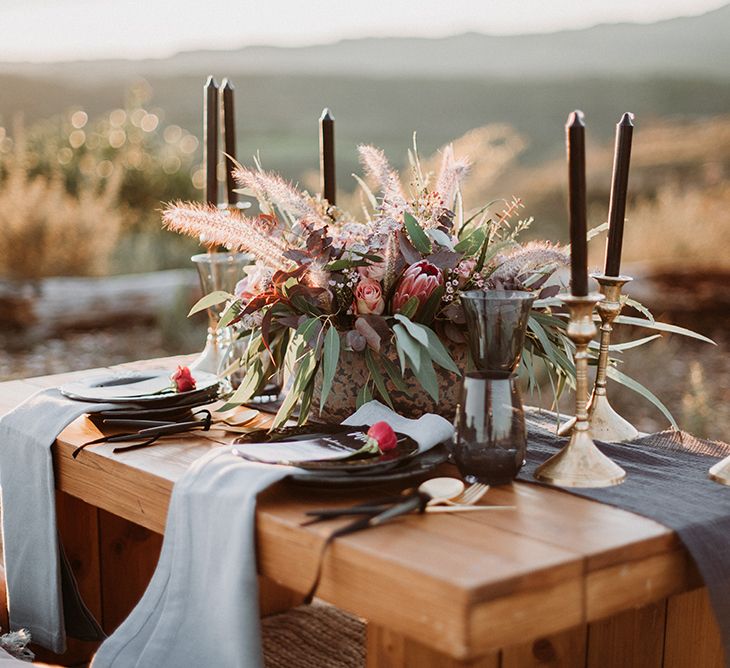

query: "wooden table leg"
xmin=366 ymin=623 xmax=499 ymax=668
xmin=664 ymin=588 xmax=725 ymax=668
xmin=98 ymin=510 xmax=163 ymax=634
xmin=31 ymin=492 xmax=104 ymax=667
xmin=258 ymin=576 xmax=304 ymax=617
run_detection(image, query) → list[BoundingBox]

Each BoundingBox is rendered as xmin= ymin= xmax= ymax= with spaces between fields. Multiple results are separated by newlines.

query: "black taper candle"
xmin=566 ymin=110 xmax=588 ymax=296
xmin=221 ymin=78 xmax=237 ymax=207
xmin=203 ymin=75 xmax=219 ymax=206
xmin=319 ymin=108 xmax=336 ymax=205
xmin=604 ymin=112 xmax=635 ymax=276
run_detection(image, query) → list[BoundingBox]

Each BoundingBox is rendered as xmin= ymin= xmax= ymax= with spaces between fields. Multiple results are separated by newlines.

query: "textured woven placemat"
xmin=262 ymin=602 xmax=365 ymax=668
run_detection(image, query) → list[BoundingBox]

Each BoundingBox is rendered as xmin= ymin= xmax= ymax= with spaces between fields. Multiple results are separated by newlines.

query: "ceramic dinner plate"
xmin=233 ymin=423 xmax=420 ymax=473
xmin=60 ymin=369 xmax=220 ymax=406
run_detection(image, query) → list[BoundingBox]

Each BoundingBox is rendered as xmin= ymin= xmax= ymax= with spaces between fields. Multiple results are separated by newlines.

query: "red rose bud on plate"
xmin=365 ymin=421 xmax=398 ymax=453
xmin=171 ymin=366 xmax=196 ymax=393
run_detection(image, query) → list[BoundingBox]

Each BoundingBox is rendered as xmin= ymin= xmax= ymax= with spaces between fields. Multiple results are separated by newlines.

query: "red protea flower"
xmin=392 ymin=260 xmax=444 ymax=313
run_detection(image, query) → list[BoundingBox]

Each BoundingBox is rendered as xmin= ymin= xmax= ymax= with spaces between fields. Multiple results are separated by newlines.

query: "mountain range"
xmin=1 ymin=4 xmax=729 ymax=83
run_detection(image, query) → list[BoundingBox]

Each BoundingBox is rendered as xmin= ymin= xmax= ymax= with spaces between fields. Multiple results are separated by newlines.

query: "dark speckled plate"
xmin=287 ymin=445 xmax=450 ymax=488
xmin=233 ymin=424 xmax=419 ymax=473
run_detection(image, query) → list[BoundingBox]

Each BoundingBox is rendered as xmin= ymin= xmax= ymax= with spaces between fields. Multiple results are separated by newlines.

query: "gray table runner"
xmin=520 ymin=409 xmax=730 ymax=667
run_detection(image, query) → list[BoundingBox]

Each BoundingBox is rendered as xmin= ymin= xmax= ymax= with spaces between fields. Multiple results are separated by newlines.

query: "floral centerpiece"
xmin=163 ymin=138 xmax=692 ymax=428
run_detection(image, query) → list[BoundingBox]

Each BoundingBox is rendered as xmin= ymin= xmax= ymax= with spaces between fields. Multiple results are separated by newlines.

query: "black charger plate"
xmin=287 ymin=445 xmax=450 ymax=488
xmin=233 ymin=423 xmax=419 ymax=473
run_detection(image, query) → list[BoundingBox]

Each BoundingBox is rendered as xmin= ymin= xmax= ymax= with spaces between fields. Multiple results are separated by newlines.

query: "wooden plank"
xmin=98 ymin=510 xmax=163 ymax=633
xmin=664 ymin=588 xmax=725 ymax=668
xmin=254 ymin=486 xmax=581 ymax=658
xmin=586 ymin=550 xmax=692 ymax=621
xmin=587 ymin=601 xmax=666 ymax=668
xmin=502 ymin=627 xmax=586 ymax=667
xmin=366 ymin=623 xmax=499 ymax=668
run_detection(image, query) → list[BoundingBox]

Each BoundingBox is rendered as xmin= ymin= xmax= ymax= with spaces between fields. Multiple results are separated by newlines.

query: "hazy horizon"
xmin=1 ymin=0 xmax=727 ymax=63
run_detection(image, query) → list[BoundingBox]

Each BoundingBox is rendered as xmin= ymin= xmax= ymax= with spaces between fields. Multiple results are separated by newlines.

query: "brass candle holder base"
xmin=535 ymin=293 xmax=627 ymax=488
xmin=709 ymin=455 xmax=730 ymax=486
xmin=557 ymin=275 xmax=639 ymax=443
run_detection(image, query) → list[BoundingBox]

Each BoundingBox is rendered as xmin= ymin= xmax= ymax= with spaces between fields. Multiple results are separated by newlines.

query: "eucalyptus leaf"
xmin=412 ymin=346 xmax=439 ymax=401
xmin=218 ymin=357 xmax=263 ymax=411
xmin=427 ymin=228 xmax=455 ymax=250
xmin=415 ymin=285 xmax=445 ymax=325
xmin=622 ymin=297 xmax=655 ymax=322
xmin=393 ymin=323 xmax=421 ymax=372
xmin=318 ymin=325 xmax=341 ymax=413
xmin=272 ymin=348 xmax=317 ymax=428
xmin=394 ymin=336 xmax=407 ymax=375
xmin=188 ymin=291 xmax=234 ymax=317
xmin=423 ymin=327 xmax=460 ymax=374
xmin=397 ymin=296 xmax=420 ymax=320
xmin=393 ymin=314 xmax=429 ymax=346
xmin=403 ymin=211 xmax=432 ymax=254
xmin=454 ymin=227 xmax=486 ymax=254
xmin=365 ymin=349 xmax=394 ymax=410
xmin=614 ymin=316 xmax=715 ymax=344
xmin=607 ymin=366 xmax=678 ymax=429
xmin=298 ymin=379 xmax=315 ymax=426
xmin=356 ymin=382 xmax=373 ymax=409
xmin=587 ymin=334 xmax=662 ymax=352
xmin=218 ymin=299 xmax=244 ymax=329
xmin=381 ymin=355 xmax=411 ymax=394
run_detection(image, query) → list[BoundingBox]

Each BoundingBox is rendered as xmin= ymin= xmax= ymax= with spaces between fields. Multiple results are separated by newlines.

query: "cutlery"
xmin=425 ymin=505 xmax=515 ymax=513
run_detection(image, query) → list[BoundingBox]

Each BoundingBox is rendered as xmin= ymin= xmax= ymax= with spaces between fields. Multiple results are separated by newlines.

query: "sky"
xmin=2 ymin=0 xmax=727 ymax=62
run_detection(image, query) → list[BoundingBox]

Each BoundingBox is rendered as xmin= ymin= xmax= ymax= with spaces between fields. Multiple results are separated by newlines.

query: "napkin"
xmin=92 ymin=401 xmax=452 ymax=668
xmin=0 ymin=388 xmax=113 ymax=653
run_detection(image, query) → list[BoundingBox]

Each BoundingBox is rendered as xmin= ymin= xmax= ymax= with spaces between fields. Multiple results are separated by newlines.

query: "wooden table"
xmin=0 ymin=357 xmax=725 ymax=667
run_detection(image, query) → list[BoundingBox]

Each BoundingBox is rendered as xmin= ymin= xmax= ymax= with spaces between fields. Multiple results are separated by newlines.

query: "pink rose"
xmin=392 ymin=260 xmax=444 ymax=313
xmin=358 ymin=262 xmax=386 ymax=282
xmin=354 ymin=278 xmax=385 ymax=315
xmin=170 ymin=366 xmax=196 ymax=393
xmin=366 ymin=421 xmax=398 ymax=453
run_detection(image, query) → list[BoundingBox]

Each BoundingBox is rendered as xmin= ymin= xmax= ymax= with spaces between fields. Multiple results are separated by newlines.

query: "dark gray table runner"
xmin=519 ymin=409 xmax=730 ymax=667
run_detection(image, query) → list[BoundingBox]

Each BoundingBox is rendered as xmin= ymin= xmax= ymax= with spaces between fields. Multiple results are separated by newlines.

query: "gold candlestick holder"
xmin=588 ymin=273 xmax=640 ymax=441
xmin=709 ymin=455 xmax=730 ymax=486
xmin=556 ymin=274 xmax=639 ymax=442
xmin=534 ymin=293 xmax=627 ymax=487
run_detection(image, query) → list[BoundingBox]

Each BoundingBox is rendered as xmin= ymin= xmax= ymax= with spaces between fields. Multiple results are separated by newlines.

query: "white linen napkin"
xmin=92 ymin=401 xmax=453 ymax=668
xmin=0 ymin=388 xmax=113 ymax=653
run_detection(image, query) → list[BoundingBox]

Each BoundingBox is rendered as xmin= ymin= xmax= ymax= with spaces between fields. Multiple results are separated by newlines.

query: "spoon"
xmin=419 ymin=477 xmax=465 ymax=504
xmin=213 ymin=408 xmax=259 ymax=426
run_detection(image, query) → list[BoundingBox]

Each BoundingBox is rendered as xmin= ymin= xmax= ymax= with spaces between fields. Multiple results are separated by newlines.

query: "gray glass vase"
xmin=460 ymin=290 xmax=535 ymax=374
xmin=451 ymin=290 xmax=535 ymax=484
xmin=452 ymin=372 xmax=527 ymax=485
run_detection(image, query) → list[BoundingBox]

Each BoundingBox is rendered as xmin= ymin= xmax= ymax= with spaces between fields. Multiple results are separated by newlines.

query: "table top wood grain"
xmin=0 ymin=356 xmax=699 ymax=660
